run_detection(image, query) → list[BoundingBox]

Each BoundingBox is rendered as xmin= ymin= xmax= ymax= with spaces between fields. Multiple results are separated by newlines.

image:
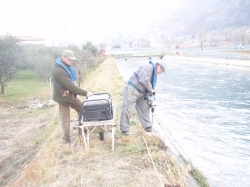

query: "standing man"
xmin=52 ymin=49 xmax=93 ymax=144
xmin=120 ymin=60 xmax=165 ymax=135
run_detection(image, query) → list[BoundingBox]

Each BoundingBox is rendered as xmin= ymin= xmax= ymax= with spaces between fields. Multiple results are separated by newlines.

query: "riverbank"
xmin=163 ymin=55 xmax=250 ymax=71
xmin=2 ymin=57 xmax=201 ymax=187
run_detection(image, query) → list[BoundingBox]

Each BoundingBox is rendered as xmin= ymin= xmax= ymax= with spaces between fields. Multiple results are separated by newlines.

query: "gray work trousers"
xmin=120 ymin=85 xmax=151 ymax=132
xmin=59 ymin=98 xmax=82 ymax=143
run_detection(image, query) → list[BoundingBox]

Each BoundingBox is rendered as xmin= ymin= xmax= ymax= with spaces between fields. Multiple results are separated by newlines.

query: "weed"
xmin=191 ymin=168 xmax=210 ymax=187
xmin=35 ymin=139 xmax=43 ymax=145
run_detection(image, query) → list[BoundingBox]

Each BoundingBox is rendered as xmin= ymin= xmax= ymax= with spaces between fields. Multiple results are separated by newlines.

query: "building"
xmin=0 ymin=35 xmax=45 ymax=45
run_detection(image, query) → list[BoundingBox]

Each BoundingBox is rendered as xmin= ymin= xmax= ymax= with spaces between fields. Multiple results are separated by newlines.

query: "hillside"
xmin=187 ymin=0 xmax=250 ymax=32
xmin=0 ymin=58 xmax=202 ymax=187
xmin=157 ymin=0 xmax=250 ymax=35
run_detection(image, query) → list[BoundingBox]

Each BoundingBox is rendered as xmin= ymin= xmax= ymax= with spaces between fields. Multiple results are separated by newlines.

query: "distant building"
xmin=150 ymin=25 xmax=156 ymax=47
xmin=97 ymin=43 xmax=114 ymax=56
xmin=131 ymin=39 xmax=150 ymax=48
xmin=0 ymin=35 xmax=45 ymax=45
xmin=97 ymin=43 xmax=113 ymax=51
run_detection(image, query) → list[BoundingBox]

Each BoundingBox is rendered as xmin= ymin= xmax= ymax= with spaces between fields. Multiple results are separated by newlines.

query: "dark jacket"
xmin=52 ymin=63 xmax=87 ymax=105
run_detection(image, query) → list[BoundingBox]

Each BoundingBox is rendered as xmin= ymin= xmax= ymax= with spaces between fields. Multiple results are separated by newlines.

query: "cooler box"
xmin=82 ymin=93 xmax=113 ymax=122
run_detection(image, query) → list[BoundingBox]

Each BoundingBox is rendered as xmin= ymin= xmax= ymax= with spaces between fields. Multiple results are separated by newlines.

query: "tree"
xmin=33 ymin=54 xmax=55 ymax=85
xmin=20 ymin=44 xmax=62 ymax=86
xmin=82 ymin=41 xmax=98 ymax=57
xmin=75 ymin=50 xmax=93 ymax=87
xmin=197 ymin=27 xmax=206 ymax=50
xmin=65 ymin=43 xmax=99 ymax=87
xmin=0 ymin=35 xmax=21 ymax=94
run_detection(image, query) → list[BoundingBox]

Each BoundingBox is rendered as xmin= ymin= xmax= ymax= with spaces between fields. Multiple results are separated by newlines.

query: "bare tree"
xmin=197 ymin=27 xmax=206 ymax=50
xmin=75 ymin=50 xmax=93 ymax=87
xmin=0 ymin=35 xmax=21 ymax=94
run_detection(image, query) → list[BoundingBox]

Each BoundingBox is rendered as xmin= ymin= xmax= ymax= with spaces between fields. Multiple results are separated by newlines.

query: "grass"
xmin=191 ymin=169 xmax=210 ymax=187
xmin=0 ymin=69 xmax=50 ymax=105
xmin=0 ymin=69 xmax=58 ymax=187
xmin=179 ymin=155 xmax=209 ymax=187
xmin=1 ymin=57 xmax=208 ymax=187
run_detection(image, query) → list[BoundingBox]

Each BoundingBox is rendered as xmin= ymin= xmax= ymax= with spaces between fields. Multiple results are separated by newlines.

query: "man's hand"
xmin=147 ymin=101 xmax=152 ymax=109
xmin=86 ymin=92 xmax=93 ymax=97
xmin=63 ymin=90 xmax=69 ymax=96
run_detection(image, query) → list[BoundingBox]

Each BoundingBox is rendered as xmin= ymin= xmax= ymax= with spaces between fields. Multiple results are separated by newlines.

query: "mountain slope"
xmin=157 ymin=0 xmax=250 ymax=35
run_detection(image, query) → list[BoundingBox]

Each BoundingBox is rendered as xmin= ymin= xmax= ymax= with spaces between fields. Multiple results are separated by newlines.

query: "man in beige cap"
xmin=52 ymin=49 xmax=93 ymax=144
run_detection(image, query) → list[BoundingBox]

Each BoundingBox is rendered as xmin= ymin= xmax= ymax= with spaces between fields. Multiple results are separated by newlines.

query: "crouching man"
xmin=120 ymin=60 xmax=165 ymax=135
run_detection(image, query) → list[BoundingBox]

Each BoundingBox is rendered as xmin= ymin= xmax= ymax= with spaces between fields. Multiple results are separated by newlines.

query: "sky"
xmin=0 ymin=0 xmax=183 ymax=45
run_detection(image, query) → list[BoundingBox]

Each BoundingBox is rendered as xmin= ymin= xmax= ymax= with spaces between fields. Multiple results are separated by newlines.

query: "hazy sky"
xmin=0 ymin=0 xmax=182 ymax=45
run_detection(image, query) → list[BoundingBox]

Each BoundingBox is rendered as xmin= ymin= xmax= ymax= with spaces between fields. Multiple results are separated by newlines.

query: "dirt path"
xmin=0 ymin=98 xmax=57 ymax=187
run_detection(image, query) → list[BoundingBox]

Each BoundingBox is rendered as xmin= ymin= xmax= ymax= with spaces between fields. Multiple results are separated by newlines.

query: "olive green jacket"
xmin=52 ymin=64 xmax=87 ymax=105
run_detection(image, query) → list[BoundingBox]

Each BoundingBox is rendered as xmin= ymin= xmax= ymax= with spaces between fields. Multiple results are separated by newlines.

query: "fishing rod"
xmin=119 ymin=92 xmax=157 ymax=131
xmin=144 ymin=93 xmax=156 ymax=132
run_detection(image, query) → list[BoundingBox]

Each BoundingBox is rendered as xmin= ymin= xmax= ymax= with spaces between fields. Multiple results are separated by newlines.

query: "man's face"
xmin=62 ymin=56 xmax=74 ymax=65
xmin=156 ymin=65 xmax=164 ymax=74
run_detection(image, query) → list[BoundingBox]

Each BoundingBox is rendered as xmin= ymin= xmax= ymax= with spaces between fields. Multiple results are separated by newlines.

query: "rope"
xmin=143 ymin=136 xmax=165 ymax=187
xmin=153 ymin=112 xmax=192 ymax=163
xmin=119 ymin=94 xmax=191 ymax=162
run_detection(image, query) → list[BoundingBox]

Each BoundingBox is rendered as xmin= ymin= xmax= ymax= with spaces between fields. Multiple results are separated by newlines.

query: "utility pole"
xmin=233 ymin=33 xmax=235 ymax=49
xmin=64 ymin=26 xmax=67 ymax=46
xmin=245 ymin=31 xmax=250 ymax=54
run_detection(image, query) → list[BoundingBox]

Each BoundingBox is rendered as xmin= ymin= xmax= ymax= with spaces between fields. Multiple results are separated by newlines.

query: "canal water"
xmin=115 ymin=57 xmax=250 ymax=187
